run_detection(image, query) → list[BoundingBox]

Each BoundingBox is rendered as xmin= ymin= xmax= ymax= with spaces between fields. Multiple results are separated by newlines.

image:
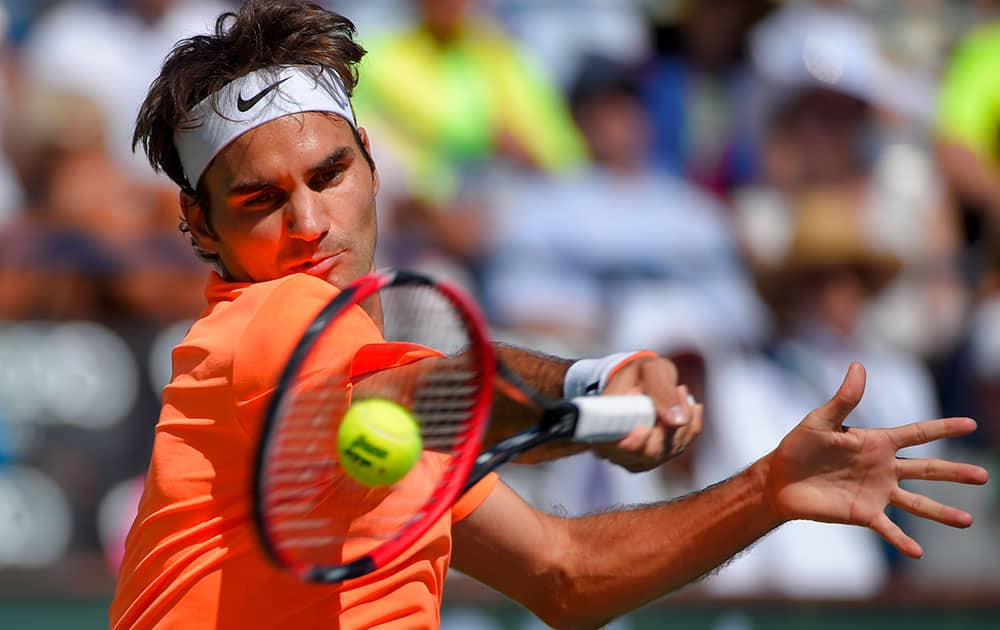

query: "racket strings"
xmin=263 ymin=283 xmax=489 ymax=563
xmin=382 ymin=285 xmax=483 ymax=454
xmin=264 ymin=366 xmax=350 ymax=524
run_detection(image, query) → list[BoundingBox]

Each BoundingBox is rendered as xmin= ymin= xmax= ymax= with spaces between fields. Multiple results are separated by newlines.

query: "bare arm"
xmin=453 ymin=465 xmax=776 ymax=630
xmin=452 ymin=363 xmax=989 ymax=629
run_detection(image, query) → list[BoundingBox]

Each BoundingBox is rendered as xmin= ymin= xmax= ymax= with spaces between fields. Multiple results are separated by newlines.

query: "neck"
xmin=361 ymin=293 xmax=384 ymax=333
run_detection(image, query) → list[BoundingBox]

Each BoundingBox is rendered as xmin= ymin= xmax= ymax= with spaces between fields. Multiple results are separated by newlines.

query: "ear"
xmin=179 ymin=190 xmax=220 ymax=256
xmin=357 ymin=126 xmax=379 ymax=196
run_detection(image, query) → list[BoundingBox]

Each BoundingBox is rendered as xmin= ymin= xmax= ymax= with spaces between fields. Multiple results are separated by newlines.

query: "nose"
xmin=285 ymin=188 xmax=328 ymax=242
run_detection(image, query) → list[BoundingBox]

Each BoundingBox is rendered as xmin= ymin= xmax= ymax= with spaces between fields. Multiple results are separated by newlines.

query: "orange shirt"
xmin=111 ymin=272 xmax=497 ymax=630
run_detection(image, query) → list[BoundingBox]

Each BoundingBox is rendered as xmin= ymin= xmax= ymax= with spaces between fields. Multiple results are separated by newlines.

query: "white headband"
xmin=174 ymin=65 xmax=357 ymax=186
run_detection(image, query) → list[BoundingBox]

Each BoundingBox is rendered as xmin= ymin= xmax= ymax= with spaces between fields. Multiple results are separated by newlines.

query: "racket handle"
xmin=570 ymin=395 xmax=656 ymax=442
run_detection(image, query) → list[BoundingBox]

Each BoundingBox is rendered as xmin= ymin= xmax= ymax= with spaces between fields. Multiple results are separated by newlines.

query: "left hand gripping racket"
xmin=254 ymin=269 xmax=655 ymax=583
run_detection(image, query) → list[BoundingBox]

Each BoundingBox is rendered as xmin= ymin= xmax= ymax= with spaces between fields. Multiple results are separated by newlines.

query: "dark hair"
xmin=133 ymin=0 xmax=369 ymax=261
xmin=567 ymin=54 xmax=640 ymax=115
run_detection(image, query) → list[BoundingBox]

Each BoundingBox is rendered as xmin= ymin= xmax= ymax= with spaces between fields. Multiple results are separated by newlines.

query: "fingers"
xmin=803 ymin=362 xmax=866 ymax=430
xmin=644 ymin=363 xmax=686 ymax=429
xmin=616 ymin=425 xmax=651 ymax=451
xmin=870 ymin=512 xmax=923 ymax=559
xmin=650 ymin=385 xmax=700 ymax=456
xmin=896 ymin=457 xmax=990 ymax=485
xmin=889 ymin=417 xmax=979 ymax=449
xmin=642 ymin=425 xmax=667 ymax=461
xmin=600 ymin=387 xmax=702 ymax=471
xmin=619 ymin=383 xmax=695 ymax=449
xmin=609 ymin=418 xmax=667 ymax=464
xmin=669 ymin=398 xmax=703 ymax=456
xmin=890 ymin=487 xmax=974 ymax=528
xmin=663 ymin=385 xmax=695 ymax=429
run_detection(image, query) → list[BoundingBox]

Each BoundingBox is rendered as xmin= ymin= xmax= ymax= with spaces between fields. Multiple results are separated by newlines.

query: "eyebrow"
xmin=225 ymin=147 xmax=354 ymax=197
xmin=307 ymin=147 xmax=352 ymax=177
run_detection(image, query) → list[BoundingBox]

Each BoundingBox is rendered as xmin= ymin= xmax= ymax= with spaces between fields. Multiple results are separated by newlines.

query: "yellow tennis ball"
xmin=337 ymin=398 xmax=422 ymax=486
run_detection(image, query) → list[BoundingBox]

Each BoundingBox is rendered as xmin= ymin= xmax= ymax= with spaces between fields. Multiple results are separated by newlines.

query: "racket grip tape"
xmin=570 ymin=395 xmax=656 ymax=442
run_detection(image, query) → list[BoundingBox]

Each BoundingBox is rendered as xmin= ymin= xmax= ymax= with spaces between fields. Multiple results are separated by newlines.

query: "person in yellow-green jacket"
xmin=352 ymin=0 xmax=587 ymax=268
xmin=937 ymin=22 xmax=1000 ymax=223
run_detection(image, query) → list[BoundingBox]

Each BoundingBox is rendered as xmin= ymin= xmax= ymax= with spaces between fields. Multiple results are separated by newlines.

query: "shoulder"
xmin=230 ymin=274 xmax=386 ymax=406
xmin=171 ymin=274 xmax=337 ymax=379
xmin=229 ymin=274 xmax=342 ymax=389
xmin=198 ymin=273 xmax=338 ymax=340
xmin=240 ymin=272 xmax=339 ymax=315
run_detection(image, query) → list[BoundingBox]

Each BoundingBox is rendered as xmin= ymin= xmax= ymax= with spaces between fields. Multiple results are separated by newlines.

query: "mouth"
xmin=289 ymin=253 xmax=341 ymax=279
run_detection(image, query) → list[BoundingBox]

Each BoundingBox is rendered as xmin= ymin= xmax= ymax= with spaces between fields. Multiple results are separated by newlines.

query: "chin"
xmin=322 ymin=269 xmax=353 ymax=289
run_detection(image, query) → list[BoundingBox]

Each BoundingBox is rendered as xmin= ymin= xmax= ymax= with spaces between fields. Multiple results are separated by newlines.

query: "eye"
xmin=311 ymin=166 xmax=345 ymax=189
xmin=244 ymin=190 xmax=282 ymax=209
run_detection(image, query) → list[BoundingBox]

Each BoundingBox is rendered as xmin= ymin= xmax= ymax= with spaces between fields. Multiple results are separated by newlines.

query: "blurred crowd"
xmin=1 ymin=0 xmax=999 ymax=609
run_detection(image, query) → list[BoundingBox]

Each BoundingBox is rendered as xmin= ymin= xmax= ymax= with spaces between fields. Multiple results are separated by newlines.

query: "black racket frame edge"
xmin=461 ymin=361 xmax=580 ymax=492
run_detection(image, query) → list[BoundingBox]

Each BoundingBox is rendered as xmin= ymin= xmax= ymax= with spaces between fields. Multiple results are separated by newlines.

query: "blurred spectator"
xmin=352 ymin=0 xmax=587 ymax=275
xmin=0 ymin=88 xmax=114 ymax=321
xmin=735 ymin=0 xmax=966 ymax=361
xmin=1 ymin=81 xmax=205 ymax=323
xmin=939 ymin=221 xmax=1000 ymax=451
xmin=10 ymin=89 xmax=146 ymax=240
xmin=20 ymin=0 xmax=231 ymax=179
xmin=635 ymin=0 xmax=774 ymax=198
xmin=485 ymin=54 xmax=768 ymax=355
xmin=750 ymin=1 xmax=937 ymax=125
xmin=936 ymin=20 xmax=1000 ymax=280
xmin=485 ymin=55 xmax=766 ymax=513
xmin=693 ymin=190 xmax=940 ymax=599
xmin=0 ymin=221 xmax=109 ymax=321
xmin=104 ymin=183 xmax=206 ymax=324
xmin=492 ymin=0 xmax=651 ymax=87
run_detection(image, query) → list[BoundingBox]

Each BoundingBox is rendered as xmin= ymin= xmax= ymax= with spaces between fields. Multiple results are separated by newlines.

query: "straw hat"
xmin=756 ymin=188 xmax=903 ymax=306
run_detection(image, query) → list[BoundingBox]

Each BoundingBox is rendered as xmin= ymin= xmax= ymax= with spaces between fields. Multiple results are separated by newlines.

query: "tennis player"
xmin=111 ymin=2 xmax=989 ymax=629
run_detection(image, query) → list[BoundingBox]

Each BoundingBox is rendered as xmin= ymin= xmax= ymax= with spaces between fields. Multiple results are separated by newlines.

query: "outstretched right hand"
xmin=761 ymin=362 xmax=990 ymax=558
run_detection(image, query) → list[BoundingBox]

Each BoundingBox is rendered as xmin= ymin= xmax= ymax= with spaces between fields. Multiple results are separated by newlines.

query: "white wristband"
xmin=563 ymin=351 xmax=650 ymax=399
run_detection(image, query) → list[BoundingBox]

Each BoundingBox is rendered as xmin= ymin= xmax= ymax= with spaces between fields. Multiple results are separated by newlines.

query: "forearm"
xmin=485 ymin=344 xmax=586 ymax=462
xmin=548 ymin=458 xmax=781 ymax=628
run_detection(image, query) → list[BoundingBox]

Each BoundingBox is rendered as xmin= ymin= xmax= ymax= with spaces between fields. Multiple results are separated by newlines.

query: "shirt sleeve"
xmin=451 ymin=472 xmax=499 ymax=524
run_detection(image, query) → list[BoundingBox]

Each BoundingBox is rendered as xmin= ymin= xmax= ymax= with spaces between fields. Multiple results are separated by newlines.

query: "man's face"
xmin=187 ymin=113 xmax=379 ymax=288
xmin=417 ymin=0 xmax=471 ymax=40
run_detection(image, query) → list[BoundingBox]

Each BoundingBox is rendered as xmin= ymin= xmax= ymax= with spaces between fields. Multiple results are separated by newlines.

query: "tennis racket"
xmin=253 ymin=269 xmax=655 ymax=584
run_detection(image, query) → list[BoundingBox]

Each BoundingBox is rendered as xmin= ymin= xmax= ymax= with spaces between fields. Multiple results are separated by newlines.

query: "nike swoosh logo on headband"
xmin=236 ymin=77 xmax=290 ymax=112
